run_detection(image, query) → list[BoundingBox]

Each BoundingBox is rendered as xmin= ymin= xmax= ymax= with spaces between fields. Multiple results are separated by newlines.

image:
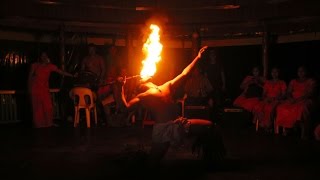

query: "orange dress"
xmin=29 ymin=63 xmax=58 ymax=128
xmin=275 ymin=79 xmax=315 ymax=128
xmin=233 ymin=76 xmax=264 ymax=112
xmin=254 ymin=80 xmax=287 ymax=128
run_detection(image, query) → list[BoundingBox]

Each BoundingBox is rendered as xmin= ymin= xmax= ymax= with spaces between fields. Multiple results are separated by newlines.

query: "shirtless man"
xmin=81 ymin=44 xmax=106 ymax=87
xmin=120 ymin=46 xmax=225 ymax=167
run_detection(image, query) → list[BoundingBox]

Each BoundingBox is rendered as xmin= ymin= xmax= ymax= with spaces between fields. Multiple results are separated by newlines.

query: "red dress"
xmin=29 ymin=63 xmax=58 ymax=128
xmin=233 ymin=76 xmax=264 ymax=112
xmin=254 ymin=80 xmax=287 ymax=128
xmin=275 ymin=79 xmax=314 ymax=128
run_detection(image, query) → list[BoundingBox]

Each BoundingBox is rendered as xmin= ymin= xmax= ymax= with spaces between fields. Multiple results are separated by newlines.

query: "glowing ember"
xmin=140 ymin=24 xmax=163 ymax=81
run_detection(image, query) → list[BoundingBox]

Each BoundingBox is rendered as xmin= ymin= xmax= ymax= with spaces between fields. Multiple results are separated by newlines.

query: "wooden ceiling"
xmin=1 ymin=0 xmax=320 ymax=38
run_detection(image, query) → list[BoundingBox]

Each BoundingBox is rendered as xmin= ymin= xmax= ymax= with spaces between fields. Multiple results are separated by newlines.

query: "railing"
xmin=0 ymin=89 xmax=61 ymax=123
xmin=0 ymin=90 xmax=18 ymax=123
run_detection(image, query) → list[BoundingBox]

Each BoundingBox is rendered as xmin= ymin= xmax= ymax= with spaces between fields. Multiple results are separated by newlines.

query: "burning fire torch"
xmin=139 ymin=24 xmax=163 ymax=81
xmin=108 ymin=24 xmax=162 ymax=85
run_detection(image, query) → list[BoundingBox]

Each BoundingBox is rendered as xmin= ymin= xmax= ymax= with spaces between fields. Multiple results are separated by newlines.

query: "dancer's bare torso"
xmin=139 ymin=82 xmax=179 ymax=123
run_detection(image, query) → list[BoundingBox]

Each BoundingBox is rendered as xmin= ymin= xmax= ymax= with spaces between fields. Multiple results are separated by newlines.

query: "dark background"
xmin=1 ymin=40 xmax=320 ymax=100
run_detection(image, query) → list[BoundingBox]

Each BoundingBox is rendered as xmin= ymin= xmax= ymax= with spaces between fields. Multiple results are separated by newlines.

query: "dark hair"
xmin=251 ymin=66 xmax=261 ymax=73
xmin=298 ymin=65 xmax=307 ymax=72
xmin=252 ymin=65 xmax=261 ymax=70
xmin=269 ymin=67 xmax=281 ymax=79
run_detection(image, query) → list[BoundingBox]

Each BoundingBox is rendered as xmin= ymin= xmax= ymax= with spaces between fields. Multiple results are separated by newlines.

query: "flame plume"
xmin=140 ymin=24 xmax=163 ymax=81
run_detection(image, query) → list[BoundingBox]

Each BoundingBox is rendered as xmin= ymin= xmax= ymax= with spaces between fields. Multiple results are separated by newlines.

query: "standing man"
xmin=80 ymin=44 xmax=106 ymax=124
xmin=203 ymin=49 xmax=226 ymax=122
xmin=81 ymin=43 xmax=106 ymax=90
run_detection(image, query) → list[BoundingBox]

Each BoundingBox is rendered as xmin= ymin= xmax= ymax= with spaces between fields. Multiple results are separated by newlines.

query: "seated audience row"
xmin=234 ymin=66 xmax=316 ymax=138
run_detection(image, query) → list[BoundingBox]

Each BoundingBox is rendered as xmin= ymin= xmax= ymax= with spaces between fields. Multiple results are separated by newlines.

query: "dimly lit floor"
xmin=1 ymin=112 xmax=319 ymax=180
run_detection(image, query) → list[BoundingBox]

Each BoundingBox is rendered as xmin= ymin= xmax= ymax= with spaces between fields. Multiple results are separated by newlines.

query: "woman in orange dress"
xmin=254 ymin=68 xmax=287 ymax=129
xmin=233 ymin=66 xmax=265 ymax=112
xmin=28 ymin=52 xmax=73 ymax=128
xmin=275 ymin=66 xmax=315 ymax=135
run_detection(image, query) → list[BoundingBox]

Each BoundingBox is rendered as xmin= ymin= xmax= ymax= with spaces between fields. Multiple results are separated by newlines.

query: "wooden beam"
xmin=1 ymin=29 xmax=320 ymax=47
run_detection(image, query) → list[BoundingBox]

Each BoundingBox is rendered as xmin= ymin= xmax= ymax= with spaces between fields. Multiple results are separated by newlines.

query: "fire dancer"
xmin=119 ymin=46 xmax=225 ymax=167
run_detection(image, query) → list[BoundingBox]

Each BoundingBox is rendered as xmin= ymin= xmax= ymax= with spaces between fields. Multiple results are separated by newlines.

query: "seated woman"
xmin=275 ymin=66 xmax=316 ymax=137
xmin=254 ymin=68 xmax=287 ymax=130
xmin=233 ymin=66 xmax=265 ymax=112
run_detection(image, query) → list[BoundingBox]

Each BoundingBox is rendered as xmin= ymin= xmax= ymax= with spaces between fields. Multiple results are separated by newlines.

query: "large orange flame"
xmin=140 ymin=24 xmax=163 ymax=81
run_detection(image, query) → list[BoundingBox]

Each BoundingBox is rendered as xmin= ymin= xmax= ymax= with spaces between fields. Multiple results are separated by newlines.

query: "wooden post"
xmin=59 ymin=25 xmax=65 ymax=70
xmin=58 ymin=25 xmax=65 ymax=120
xmin=191 ymin=31 xmax=201 ymax=58
xmin=262 ymin=31 xmax=269 ymax=78
xmin=127 ymin=31 xmax=134 ymax=75
xmin=126 ymin=31 xmax=137 ymax=100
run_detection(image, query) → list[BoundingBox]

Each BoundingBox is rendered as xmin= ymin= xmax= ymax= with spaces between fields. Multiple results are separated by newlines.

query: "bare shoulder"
xmin=162 ymin=80 xmax=173 ymax=88
xmin=158 ymin=81 xmax=171 ymax=91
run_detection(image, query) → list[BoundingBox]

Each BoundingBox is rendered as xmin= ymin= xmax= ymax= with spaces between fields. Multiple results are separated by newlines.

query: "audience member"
xmin=275 ymin=66 xmax=316 ymax=138
xmin=184 ymin=67 xmax=213 ymax=106
xmin=203 ymin=49 xmax=226 ymax=122
xmin=233 ymin=66 xmax=265 ymax=112
xmin=254 ymin=68 xmax=287 ymax=130
xmin=28 ymin=51 xmax=73 ymax=128
xmin=80 ymin=43 xmax=106 ymax=90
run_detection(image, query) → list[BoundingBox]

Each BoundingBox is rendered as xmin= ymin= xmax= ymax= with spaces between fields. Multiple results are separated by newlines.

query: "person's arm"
xmin=169 ymin=46 xmax=208 ymax=88
xmin=257 ymin=77 xmax=266 ymax=87
xmin=240 ymin=76 xmax=252 ymax=90
xmin=297 ymin=79 xmax=316 ymax=101
xmin=304 ymin=79 xmax=316 ymax=98
xmin=279 ymin=81 xmax=287 ymax=100
xmin=286 ymin=80 xmax=294 ymax=102
xmin=120 ymin=84 xmax=145 ymax=110
xmin=262 ymin=83 xmax=269 ymax=101
xmin=54 ymin=68 xmax=74 ymax=77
